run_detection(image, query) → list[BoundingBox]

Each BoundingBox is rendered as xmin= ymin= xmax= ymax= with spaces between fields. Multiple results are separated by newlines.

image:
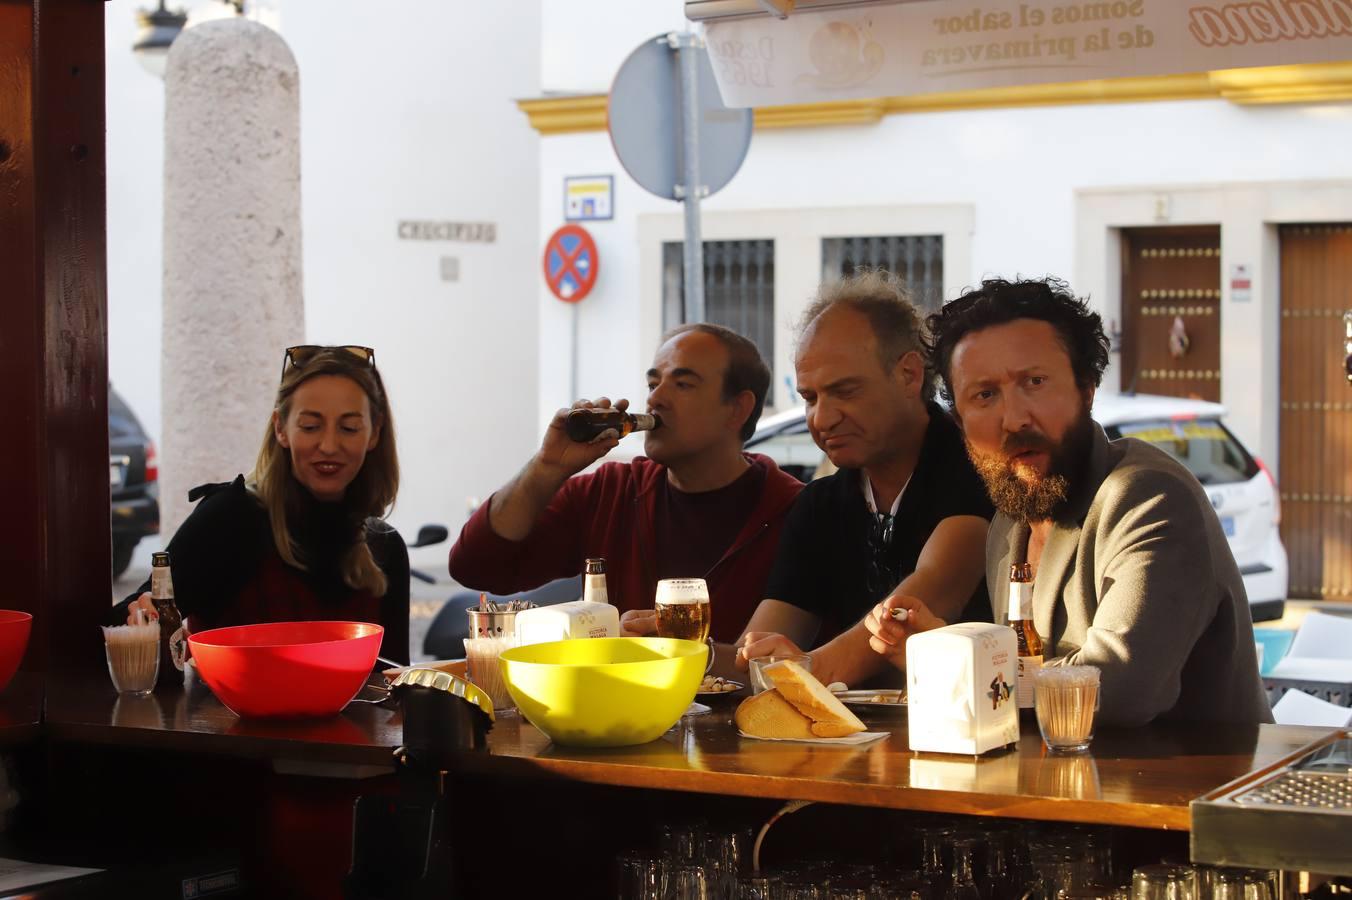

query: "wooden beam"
xmin=0 ymin=0 xmax=110 ymax=673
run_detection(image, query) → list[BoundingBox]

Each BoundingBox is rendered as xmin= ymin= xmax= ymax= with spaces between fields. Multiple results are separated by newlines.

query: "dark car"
xmin=109 ymin=387 xmax=159 ymax=578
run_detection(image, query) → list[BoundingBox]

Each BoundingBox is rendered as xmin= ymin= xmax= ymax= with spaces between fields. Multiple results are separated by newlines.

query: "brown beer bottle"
xmin=1008 ymin=562 xmax=1044 ymax=710
xmin=583 ymin=558 xmax=609 ymax=606
xmin=564 ymin=408 xmax=661 ymax=443
xmin=150 ymin=551 xmax=187 ymax=688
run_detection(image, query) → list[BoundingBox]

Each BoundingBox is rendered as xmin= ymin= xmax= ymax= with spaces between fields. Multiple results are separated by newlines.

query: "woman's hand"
xmin=125 ymin=592 xmax=158 ymax=625
xmin=619 ymin=608 xmax=656 ymax=637
xmin=863 ymin=594 xmax=946 ymax=670
xmin=733 ymin=632 xmax=807 ymax=671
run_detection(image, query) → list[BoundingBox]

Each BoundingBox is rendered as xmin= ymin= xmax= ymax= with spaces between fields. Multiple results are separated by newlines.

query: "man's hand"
xmin=536 ymin=397 xmax=629 ymax=479
xmin=863 ymin=593 xmax=947 ymax=670
xmin=619 ymin=608 xmax=656 ymax=637
xmin=733 ymin=632 xmax=808 ymax=671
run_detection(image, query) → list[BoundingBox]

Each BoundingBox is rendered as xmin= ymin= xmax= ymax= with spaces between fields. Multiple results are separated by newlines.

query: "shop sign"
xmin=705 ymin=0 xmax=1352 ymax=107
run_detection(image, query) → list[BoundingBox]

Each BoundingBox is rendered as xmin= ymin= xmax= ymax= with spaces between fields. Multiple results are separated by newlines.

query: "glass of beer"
xmin=655 ymin=578 xmax=713 ymax=674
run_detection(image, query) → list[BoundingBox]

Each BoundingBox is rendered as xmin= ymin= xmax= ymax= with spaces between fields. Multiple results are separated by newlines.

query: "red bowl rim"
xmin=187 ymin=620 xmax=383 ymax=650
xmin=0 ymin=610 xmax=33 ymax=625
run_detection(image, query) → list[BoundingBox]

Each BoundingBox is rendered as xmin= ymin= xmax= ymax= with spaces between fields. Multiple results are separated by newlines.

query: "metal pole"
xmin=673 ymin=31 xmax=706 ymax=324
xmin=570 ymin=302 xmax=580 ymax=401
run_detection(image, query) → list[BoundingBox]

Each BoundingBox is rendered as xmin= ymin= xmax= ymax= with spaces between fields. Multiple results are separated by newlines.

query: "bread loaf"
xmin=764 ymin=660 xmax=866 ymax=737
xmin=734 ymin=689 xmax=817 ymax=740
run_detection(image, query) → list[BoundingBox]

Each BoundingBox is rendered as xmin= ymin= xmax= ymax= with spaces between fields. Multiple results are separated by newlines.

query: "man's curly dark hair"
xmin=924 ymin=277 xmax=1110 ymax=406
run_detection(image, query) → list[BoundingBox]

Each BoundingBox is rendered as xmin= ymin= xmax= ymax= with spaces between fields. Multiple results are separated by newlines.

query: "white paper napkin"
xmin=1271 ymin=688 xmax=1352 ymax=727
xmin=737 ymin=730 xmax=889 ymax=746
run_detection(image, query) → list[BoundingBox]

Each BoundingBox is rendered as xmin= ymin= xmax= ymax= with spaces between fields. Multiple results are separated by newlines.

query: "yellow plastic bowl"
xmin=499 ymin=637 xmax=706 ymax=747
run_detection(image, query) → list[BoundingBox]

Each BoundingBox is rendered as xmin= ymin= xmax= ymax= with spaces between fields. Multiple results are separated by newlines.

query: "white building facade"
xmin=527 ymin=3 xmax=1352 ymax=601
xmin=103 ymin=1 xmax=1352 ymax=595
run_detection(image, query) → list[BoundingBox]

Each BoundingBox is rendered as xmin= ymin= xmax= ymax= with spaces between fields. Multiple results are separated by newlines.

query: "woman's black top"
xmin=110 ymin=475 xmax=410 ymax=664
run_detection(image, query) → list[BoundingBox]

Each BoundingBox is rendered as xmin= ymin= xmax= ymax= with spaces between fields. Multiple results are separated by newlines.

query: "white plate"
xmin=835 ymin=689 xmax=906 ymax=710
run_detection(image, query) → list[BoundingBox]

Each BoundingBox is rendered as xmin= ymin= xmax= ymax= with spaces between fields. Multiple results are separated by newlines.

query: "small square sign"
xmin=564 ymin=175 xmax=613 ymax=222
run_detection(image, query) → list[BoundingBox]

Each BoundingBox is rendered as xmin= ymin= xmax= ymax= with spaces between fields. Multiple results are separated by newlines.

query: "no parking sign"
xmin=542 ymin=224 xmax=598 ymax=303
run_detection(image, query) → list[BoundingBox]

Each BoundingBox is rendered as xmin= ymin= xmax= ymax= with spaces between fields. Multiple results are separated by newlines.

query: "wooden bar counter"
xmin=14 ymin=673 xmax=1335 ymax=896
xmin=40 ymin=672 xmax=1333 ymax=832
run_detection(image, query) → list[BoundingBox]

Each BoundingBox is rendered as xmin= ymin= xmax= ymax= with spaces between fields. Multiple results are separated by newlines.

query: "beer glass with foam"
xmin=655 ymin=578 xmax=713 ymax=674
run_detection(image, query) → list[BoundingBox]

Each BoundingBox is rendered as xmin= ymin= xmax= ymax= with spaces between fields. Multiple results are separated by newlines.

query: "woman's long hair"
xmin=250 ymin=348 xmax=399 ymax=596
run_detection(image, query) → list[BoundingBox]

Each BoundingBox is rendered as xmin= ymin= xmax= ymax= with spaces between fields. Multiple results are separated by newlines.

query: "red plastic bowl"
xmin=187 ymin=621 xmax=383 ymax=718
xmin=0 ymin=611 xmax=32 ymax=692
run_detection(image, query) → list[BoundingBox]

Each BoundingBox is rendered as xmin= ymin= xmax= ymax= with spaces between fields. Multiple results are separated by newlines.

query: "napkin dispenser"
xmin=513 ymin=599 xmax=619 ymax=646
xmin=906 ymin=622 xmax=1019 ymax=756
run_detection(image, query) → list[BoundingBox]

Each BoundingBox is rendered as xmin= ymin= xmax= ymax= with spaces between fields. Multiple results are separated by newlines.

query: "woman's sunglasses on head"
xmin=281 ymin=345 xmax=376 ymax=381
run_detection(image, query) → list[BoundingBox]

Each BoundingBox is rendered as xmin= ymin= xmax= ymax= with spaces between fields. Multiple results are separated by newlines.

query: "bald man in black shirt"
xmin=735 ymin=272 xmax=993 ymax=688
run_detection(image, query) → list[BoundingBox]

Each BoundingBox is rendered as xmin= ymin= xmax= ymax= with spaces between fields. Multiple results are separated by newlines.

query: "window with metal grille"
xmin=822 ymin=235 xmax=944 ymax=313
xmin=662 ymin=239 xmax=775 ymax=366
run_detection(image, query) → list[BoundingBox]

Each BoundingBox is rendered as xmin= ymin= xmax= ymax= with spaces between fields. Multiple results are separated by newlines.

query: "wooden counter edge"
xmin=442 ymin=751 xmax=1194 ymax=831
xmin=43 ymin=718 xmax=402 ymax=769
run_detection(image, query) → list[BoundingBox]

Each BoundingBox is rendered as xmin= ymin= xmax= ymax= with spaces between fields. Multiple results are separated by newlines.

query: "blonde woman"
xmin=112 ymin=346 xmax=409 ymax=663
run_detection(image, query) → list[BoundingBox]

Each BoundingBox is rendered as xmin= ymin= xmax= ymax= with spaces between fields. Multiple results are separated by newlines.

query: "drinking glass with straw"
xmin=102 ymin=608 xmax=160 ymax=695
xmin=1034 ymin=664 xmax=1101 ymax=752
xmin=464 ymin=595 xmax=519 ymax=711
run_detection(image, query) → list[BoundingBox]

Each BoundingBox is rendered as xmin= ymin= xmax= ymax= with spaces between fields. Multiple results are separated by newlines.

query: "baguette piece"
xmin=734 ymin=689 xmax=816 ymax=740
xmin=764 ymin=660 xmax=867 ymax=737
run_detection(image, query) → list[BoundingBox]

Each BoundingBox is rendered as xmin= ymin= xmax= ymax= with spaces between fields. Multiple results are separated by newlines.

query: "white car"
xmin=739 ymin=393 xmax=1288 ymax=621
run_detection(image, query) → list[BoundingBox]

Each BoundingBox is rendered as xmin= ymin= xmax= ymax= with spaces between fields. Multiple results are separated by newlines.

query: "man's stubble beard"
xmin=966 ymin=404 xmax=1094 ymax=524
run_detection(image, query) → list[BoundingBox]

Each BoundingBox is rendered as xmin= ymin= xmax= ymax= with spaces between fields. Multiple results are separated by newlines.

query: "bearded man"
xmin=864 ymin=277 xmax=1272 ymax=726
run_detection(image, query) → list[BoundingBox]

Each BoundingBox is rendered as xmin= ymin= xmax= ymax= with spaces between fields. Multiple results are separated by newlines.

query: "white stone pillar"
xmin=160 ymin=19 xmax=303 ymax=538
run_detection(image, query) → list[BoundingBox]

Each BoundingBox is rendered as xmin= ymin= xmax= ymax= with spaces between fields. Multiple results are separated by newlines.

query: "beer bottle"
xmin=583 ymin=558 xmax=609 ymax=605
xmin=564 ymin=408 xmax=661 ymax=443
xmin=150 ymin=551 xmax=188 ymax=687
xmin=1008 ymin=562 xmax=1044 ymax=710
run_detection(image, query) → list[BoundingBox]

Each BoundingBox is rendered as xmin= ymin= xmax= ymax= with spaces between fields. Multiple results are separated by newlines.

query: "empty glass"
xmin=983 ymin=833 xmax=1019 ymax=900
xmin=749 ymin=654 xmax=813 ymax=694
xmin=703 ymin=831 xmax=748 ymax=899
xmin=1132 ymin=865 xmax=1199 ymax=900
xmin=877 ymin=879 xmax=934 ymax=900
xmin=825 ymin=886 xmax=869 ymax=900
xmin=916 ymin=823 xmax=957 ymax=893
xmin=670 ymin=864 xmax=711 ymax=900
xmin=738 ymin=874 xmax=781 ymax=900
xmin=1246 ymin=873 xmax=1275 ymax=900
xmin=780 ymin=876 xmax=823 ymax=900
xmin=616 ymin=853 xmax=665 ymax=900
xmin=1060 ymin=887 xmax=1120 ymax=900
xmin=661 ymin=823 xmax=703 ymax=863
xmin=946 ymin=839 xmax=984 ymax=900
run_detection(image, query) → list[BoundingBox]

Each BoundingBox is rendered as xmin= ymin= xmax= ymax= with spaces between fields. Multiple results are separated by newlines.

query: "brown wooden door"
xmin=1120 ymin=226 xmax=1222 ymax=401
xmin=1280 ymin=224 xmax=1352 ymax=602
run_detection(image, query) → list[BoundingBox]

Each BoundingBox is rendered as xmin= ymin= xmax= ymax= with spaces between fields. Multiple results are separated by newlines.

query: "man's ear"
xmin=729 ymin=389 xmax=756 ymax=437
xmin=273 ymin=410 xmax=289 ymax=448
xmin=895 ymin=350 xmax=926 ymax=397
